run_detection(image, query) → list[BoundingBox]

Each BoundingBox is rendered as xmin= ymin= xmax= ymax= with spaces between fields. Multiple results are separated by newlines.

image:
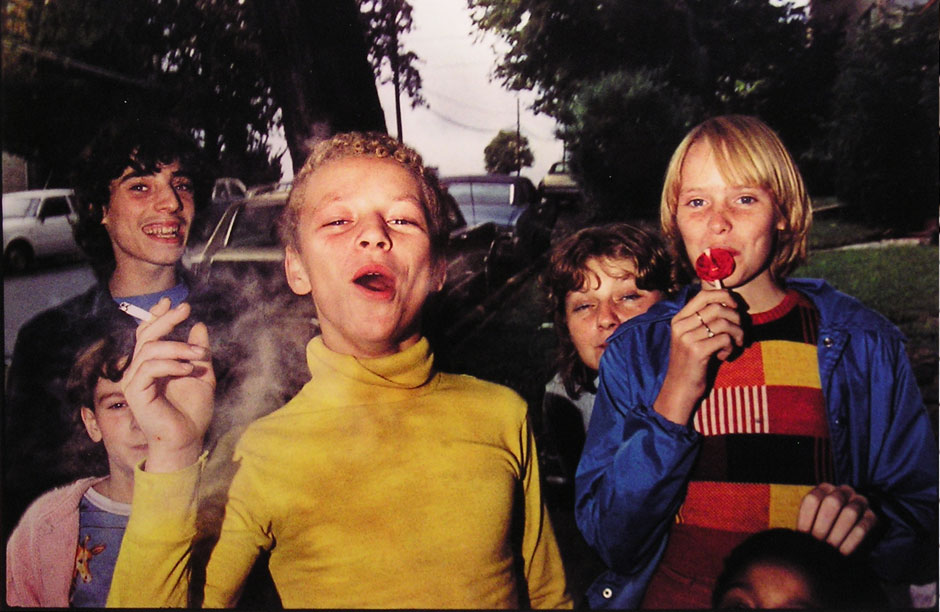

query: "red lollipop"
xmin=695 ymin=248 xmax=735 ymax=288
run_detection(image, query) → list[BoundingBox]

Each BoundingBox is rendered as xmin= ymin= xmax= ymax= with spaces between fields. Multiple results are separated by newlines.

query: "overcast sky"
xmin=373 ymin=0 xmax=564 ymax=183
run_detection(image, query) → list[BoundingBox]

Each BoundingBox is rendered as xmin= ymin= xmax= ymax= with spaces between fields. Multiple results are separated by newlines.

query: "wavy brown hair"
xmin=542 ymin=223 xmax=676 ymax=398
xmin=279 ymin=132 xmax=449 ymax=260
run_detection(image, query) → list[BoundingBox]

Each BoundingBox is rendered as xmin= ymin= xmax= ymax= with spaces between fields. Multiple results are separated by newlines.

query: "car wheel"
xmin=4 ymin=242 xmax=33 ymax=274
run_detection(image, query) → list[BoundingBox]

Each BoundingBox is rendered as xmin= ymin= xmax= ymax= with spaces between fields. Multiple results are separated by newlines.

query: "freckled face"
xmin=284 ymin=156 xmax=444 ymax=358
xmin=81 ymin=376 xmax=148 ymax=479
xmin=103 ymin=161 xmax=195 ymax=270
xmin=565 ymin=257 xmax=663 ymax=371
xmin=675 ymin=142 xmax=784 ymax=295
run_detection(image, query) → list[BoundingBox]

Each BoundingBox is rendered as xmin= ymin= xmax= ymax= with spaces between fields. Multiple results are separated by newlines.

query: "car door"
xmin=34 ymin=196 xmax=76 ymax=256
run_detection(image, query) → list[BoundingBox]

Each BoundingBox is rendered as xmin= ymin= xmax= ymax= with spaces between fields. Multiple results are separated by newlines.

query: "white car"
xmin=2 ymin=189 xmax=80 ymax=272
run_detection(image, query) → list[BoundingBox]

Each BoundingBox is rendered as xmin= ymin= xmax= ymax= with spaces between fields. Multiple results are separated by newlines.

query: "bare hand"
xmin=797 ymin=483 xmax=878 ymax=554
xmin=653 ymin=289 xmax=744 ymax=425
xmin=121 ymin=298 xmax=215 ymax=472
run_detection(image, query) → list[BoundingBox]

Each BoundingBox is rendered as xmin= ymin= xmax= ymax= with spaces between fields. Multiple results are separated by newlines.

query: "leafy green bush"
xmin=566 ymin=69 xmax=699 ymax=223
xmin=829 ymin=4 xmax=939 ymax=232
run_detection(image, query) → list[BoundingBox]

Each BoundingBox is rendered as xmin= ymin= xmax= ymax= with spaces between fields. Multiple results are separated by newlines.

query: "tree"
xmin=2 ymin=0 xmax=283 ymax=187
xmin=1 ymin=0 xmax=388 ymax=185
xmin=467 ymin=0 xmax=838 ymax=216
xmin=484 ymin=130 xmax=533 ymax=174
xmin=251 ymin=0 xmax=386 ymax=168
xmin=829 ymin=3 xmax=938 ymax=232
xmin=357 ymin=0 xmax=425 ymax=141
xmin=566 ymin=69 xmax=698 ymax=221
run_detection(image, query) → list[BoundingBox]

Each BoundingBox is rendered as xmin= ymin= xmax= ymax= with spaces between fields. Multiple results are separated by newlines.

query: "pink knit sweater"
xmin=5 ymin=476 xmax=106 ymax=607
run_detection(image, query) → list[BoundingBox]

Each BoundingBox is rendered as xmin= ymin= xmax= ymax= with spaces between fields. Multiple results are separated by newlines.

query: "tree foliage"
xmin=830 ymin=3 xmax=939 ymax=232
xmin=467 ymin=0 xmax=851 ymax=220
xmin=2 ymin=0 xmax=394 ymax=187
xmin=484 ymin=129 xmax=534 ymax=174
xmin=357 ymin=0 xmax=425 ymax=109
xmin=566 ymin=69 xmax=698 ymax=222
xmin=2 ymin=0 xmax=283 ymax=187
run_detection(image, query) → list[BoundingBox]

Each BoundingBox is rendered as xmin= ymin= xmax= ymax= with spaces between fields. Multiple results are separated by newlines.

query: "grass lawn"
xmin=795 ymin=244 xmax=938 ymax=425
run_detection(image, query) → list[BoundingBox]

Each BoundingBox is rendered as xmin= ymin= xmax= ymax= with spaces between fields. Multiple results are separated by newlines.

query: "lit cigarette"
xmin=118 ymin=302 xmax=155 ymax=322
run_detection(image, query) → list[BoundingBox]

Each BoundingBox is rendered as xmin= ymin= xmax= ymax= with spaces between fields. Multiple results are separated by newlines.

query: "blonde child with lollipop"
xmin=575 ymin=115 xmax=937 ymax=608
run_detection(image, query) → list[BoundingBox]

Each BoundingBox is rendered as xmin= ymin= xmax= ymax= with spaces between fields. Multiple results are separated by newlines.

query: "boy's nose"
xmin=357 ymin=216 xmax=392 ymax=250
xmin=597 ymin=300 xmax=622 ymax=329
xmin=154 ymin=182 xmax=184 ymax=214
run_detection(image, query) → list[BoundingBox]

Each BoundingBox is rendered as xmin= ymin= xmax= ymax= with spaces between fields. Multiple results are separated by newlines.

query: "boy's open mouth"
xmin=143 ymin=221 xmax=183 ymax=241
xmin=353 ymin=266 xmax=396 ymax=296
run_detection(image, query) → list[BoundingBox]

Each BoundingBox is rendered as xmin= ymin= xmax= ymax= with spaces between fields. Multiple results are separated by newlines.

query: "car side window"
xmin=447 ymin=183 xmax=473 ymax=208
xmin=228 ymin=205 xmax=284 ymax=248
xmin=40 ymin=197 xmax=71 ymax=218
xmin=473 ymin=183 xmax=512 ymax=207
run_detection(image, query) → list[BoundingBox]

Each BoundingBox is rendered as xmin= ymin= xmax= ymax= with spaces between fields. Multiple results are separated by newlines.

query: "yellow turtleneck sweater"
xmin=108 ymin=337 xmax=571 ymax=609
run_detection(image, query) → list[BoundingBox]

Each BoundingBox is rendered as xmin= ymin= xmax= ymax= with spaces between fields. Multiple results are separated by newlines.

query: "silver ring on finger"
xmin=695 ymin=311 xmax=715 ymax=338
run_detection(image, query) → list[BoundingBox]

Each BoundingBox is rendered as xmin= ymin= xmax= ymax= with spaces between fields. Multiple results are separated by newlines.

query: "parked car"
xmin=193 ymin=177 xmax=249 ymax=244
xmin=440 ymin=174 xmax=557 ymax=260
xmin=538 ymin=161 xmax=580 ymax=204
xmin=2 ymin=189 xmax=80 ymax=272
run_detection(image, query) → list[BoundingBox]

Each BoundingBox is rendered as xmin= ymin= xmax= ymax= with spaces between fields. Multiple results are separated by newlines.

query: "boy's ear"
xmin=100 ymin=204 xmax=110 ymax=225
xmin=80 ymin=406 xmax=103 ymax=443
xmin=432 ymin=256 xmax=447 ymax=293
xmin=284 ymin=246 xmax=312 ymax=296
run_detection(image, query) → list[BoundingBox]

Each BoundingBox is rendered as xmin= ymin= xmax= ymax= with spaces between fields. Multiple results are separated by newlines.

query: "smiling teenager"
xmin=574 ymin=115 xmax=937 ymax=609
xmin=2 ymin=119 xmax=228 ymax=542
xmin=106 ymin=132 xmax=571 ymax=609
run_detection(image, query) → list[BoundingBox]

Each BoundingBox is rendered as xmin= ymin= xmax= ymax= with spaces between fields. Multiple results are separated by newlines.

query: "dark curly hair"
xmin=279 ymin=131 xmax=450 ymax=259
xmin=542 ymin=223 xmax=676 ymax=398
xmin=71 ymin=119 xmax=209 ymax=280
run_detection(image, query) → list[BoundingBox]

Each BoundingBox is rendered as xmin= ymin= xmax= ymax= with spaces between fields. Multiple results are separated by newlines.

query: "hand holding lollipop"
xmin=695 ymin=248 xmax=735 ymax=288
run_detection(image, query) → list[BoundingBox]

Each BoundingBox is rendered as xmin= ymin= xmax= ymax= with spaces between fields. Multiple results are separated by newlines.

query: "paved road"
xmin=4 ymin=261 xmax=96 ymax=363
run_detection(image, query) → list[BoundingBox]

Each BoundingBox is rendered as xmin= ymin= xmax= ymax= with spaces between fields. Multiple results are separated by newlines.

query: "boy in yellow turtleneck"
xmin=107 ymin=132 xmax=571 ymax=609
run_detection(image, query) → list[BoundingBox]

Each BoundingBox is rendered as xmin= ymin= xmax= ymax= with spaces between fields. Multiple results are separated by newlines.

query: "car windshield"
xmin=2 ymin=196 xmax=36 ymax=218
xmin=228 ymin=204 xmax=284 ymax=248
xmin=473 ymin=183 xmax=512 ymax=207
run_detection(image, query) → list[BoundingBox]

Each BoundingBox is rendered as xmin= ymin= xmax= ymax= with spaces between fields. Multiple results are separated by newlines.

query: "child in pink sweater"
xmin=5 ymin=329 xmax=142 ymax=607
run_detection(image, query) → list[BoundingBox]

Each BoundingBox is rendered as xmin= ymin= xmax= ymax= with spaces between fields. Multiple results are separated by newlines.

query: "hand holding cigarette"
xmin=120 ymin=297 xmax=215 ymax=473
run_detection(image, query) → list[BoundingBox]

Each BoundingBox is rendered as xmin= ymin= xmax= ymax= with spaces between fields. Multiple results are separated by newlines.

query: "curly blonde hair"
xmin=279 ymin=132 xmax=449 ymax=257
xmin=660 ymin=115 xmax=812 ymax=281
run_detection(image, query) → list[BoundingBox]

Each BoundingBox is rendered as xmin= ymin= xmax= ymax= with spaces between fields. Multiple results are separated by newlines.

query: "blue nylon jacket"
xmin=574 ymin=278 xmax=938 ymax=609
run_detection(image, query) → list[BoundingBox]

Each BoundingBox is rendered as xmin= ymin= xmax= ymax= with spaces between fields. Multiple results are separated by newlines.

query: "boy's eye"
xmin=388 ymin=218 xmax=414 ymax=226
xmin=129 ymin=182 xmax=149 ymax=192
xmin=571 ymin=303 xmax=593 ymax=313
xmin=106 ymin=401 xmax=127 ymax=411
xmin=738 ymin=195 xmax=757 ymax=204
xmin=618 ymin=293 xmax=640 ymax=302
xmin=686 ymin=198 xmax=705 ymax=208
xmin=173 ymin=179 xmax=194 ymax=192
xmin=324 ymin=219 xmax=349 ymax=227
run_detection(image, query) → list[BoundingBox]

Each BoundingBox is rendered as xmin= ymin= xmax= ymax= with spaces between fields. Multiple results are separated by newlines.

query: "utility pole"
xmin=515 ymin=97 xmax=521 ymax=176
xmin=389 ymin=0 xmax=404 ymax=142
